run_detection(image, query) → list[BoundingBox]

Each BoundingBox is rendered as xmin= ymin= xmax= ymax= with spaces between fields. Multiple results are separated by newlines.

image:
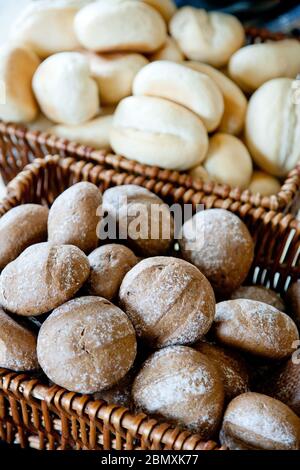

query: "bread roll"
xmin=184 ymin=61 xmax=247 ymax=135
xmin=119 ymin=257 xmax=215 ymax=348
xmin=10 ymin=0 xmax=92 ymax=58
xmin=231 ymin=285 xmax=285 ymax=311
xmin=248 ymin=171 xmax=281 ymax=197
xmin=49 ymin=115 xmax=113 ymax=150
xmin=0 ymin=45 xmax=40 ymax=123
xmin=180 ymin=209 xmax=254 ymax=295
xmin=194 ymin=342 xmax=249 ymax=402
xmin=26 ymin=113 xmax=54 ymax=132
xmin=245 ymin=78 xmax=300 ymax=177
xmin=37 ymin=296 xmax=137 ymax=394
xmin=48 ymin=182 xmax=102 ymax=254
xmin=286 ymin=281 xmax=300 ymax=329
xmin=87 ymin=52 xmax=148 ymax=105
xmin=0 ymin=204 xmax=48 ymax=271
xmin=214 ymin=299 xmax=299 ymax=360
xmin=140 ymin=0 xmax=177 ymax=22
xmin=0 ymin=243 xmax=90 ymax=316
xmin=87 ymin=244 xmax=138 ymax=300
xmin=203 ymin=133 xmax=253 ymax=189
xmin=0 ymin=308 xmax=38 ymax=371
xmin=32 ymin=52 xmax=100 ymax=125
xmin=110 ymin=96 xmax=209 ymax=170
xmin=94 ymin=369 xmax=135 ymax=409
xmin=220 ymin=392 xmax=300 ymax=450
xmin=148 ymin=37 xmax=184 ymax=62
xmin=229 ymin=40 xmax=300 ymax=93
xmin=102 ymin=185 xmax=174 ymax=256
xmin=189 ymin=165 xmax=211 ymax=183
xmin=132 ymin=346 xmax=224 ymax=438
xmin=74 ymin=0 xmax=167 ymax=53
xmin=133 ymin=61 xmax=224 ymax=132
xmin=170 ymin=7 xmax=245 ymax=68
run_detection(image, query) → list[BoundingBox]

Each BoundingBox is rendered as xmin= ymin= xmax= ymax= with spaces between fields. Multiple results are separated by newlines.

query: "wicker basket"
xmin=1 ymin=28 xmax=300 ymax=213
xmin=0 ymin=154 xmax=299 ymax=451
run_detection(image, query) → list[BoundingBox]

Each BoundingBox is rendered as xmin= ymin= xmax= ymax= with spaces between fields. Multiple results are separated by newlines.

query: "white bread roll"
xmin=140 ymin=0 xmax=177 ymax=22
xmin=26 ymin=113 xmax=54 ymax=132
xmin=110 ymin=96 xmax=208 ymax=170
xmin=148 ymin=37 xmax=184 ymax=62
xmin=0 ymin=45 xmax=40 ymax=123
xmin=87 ymin=52 xmax=148 ymax=105
xmin=229 ymin=40 xmax=300 ymax=93
xmin=74 ymin=0 xmax=167 ymax=53
xmin=10 ymin=0 xmax=93 ymax=59
xmin=204 ymin=133 xmax=253 ymax=189
xmin=184 ymin=61 xmax=247 ymax=136
xmin=32 ymin=52 xmax=100 ymax=125
xmin=170 ymin=7 xmax=245 ymax=68
xmin=49 ymin=115 xmax=113 ymax=150
xmin=245 ymin=78 xmax=300 ymax=177
xmin=133 ymin=61 xmax=224 ymax=132
xmin=249 ymin=171 xmax=281 ymax=196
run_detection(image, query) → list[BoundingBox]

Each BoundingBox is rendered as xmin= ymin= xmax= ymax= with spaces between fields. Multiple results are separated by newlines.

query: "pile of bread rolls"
xmin=1 ymin=180 xmax=300 ymax=450
xmin=0 ymin=0 xmax=300 ymax=195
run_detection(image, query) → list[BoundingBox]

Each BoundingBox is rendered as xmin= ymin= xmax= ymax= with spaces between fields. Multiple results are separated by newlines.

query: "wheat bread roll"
xmin=231 ymin=285 xmax=285 ymax=311
xmin=286 ymin=281 xmax=300 ymax=329
xmin=74 ymin=0 xmax=167 ymax=53
xmin=87 ymin=244 xmax=138 ymax=301
xmin=133 ymin=61 xmax=224 ymax=132
xmin=194 ymin=342 xmax=249 ymax=402
xmin=0 ymin=308 xmax=38 ymax=371
xmin=10 ymin=0 xmax=93 ymax=59
xmin=32 ymin=52 xmax=100 ymax=125
xmin=180 ymin=209 xmax=254 ymax=295
xmin=203 ymin=133 xmax=253 ymax=189
xmin=102 ymin=185 xmax=174 ymax=256
xmin=140 ymin=0 xmax=177 ymax=22
xmin=132 ymin=346 xmax=224 ymax=438
xmin=37 ymin=296 xmax=137 ymax=394
xmin=170 ymin=7 xmax=244 ymax=68
xmin=245 ymin=78 xmax=300 ymax=177
xmin=220 ymin=392 xmax=300 ymax=450
xmin=119 ymin=257 xmax=215 ymax=348
xmin=148 ymin=37 xmax=184 ymax=62
xmin=0 ymin=45 xmax=40 ymax=123
xmin=110 ymin=96 xmax=209 ymax=170
xmin=0 ymin=243 xmax=90 ymax=316
xmin=48 ymin=182 xmax=102 ymax=254
xmin=184 ymin=61 xmax=247 ymax=135
xmin=0 ymin=204 xmax=49 ymax=272
xmin=214 ymin=299 xmax=299 ymax=360
xmin=229 ymin=40 xmax=300 ymax=93
xmin=248 ymin=171 xmax=281 ymax=197
xmin=49 ymin=115 xmax=113 ymax=150
xmin=87 ymin=52 xmax=148 ymax=105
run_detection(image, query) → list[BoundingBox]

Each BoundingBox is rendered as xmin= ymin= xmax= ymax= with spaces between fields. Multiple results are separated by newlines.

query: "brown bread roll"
xmin=119 ymin=257 xmax=215 ymax=348
xmin=87 ymin=244 xmax=138 ymax=301
xmin=220 ymin=392 xmax=300 ymax=450
xmin=102 ymin=185 xmax=174 ymax=257
xmin=0 ymin=204 xmax=49 ymax=271
xmin=48 ymin=182 xmax=102 ymax=254
xmin=37 ymin=296 xmax=137 ymax=394
xmin=286 ymin=281 xmax=300 ymax=329
xmin=180 ymin=209 xmax=254 ymax=296
xmin=194 ymin=341 xmax=249 ymax=402
xmin=93 ymin=369 xmax=135 ymax=409
xmin=214 ymin=299 xmax=299 ymax=360
xmin=0 ymin=308 xmax=38 ymax=371
xmin=0 ymin=243 xmax=90 ymax=316
xmin=132 ymin=346 xmax=224 ymax=438
xmin=231 ymin=285 xmax=285 ymax=312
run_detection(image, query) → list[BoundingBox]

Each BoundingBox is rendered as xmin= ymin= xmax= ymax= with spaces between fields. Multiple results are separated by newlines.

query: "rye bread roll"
xmin=132 ymin=346 xmax=224 ymax=438
xmin=37 ymin=296 xmax=137 ymax=394
xmin=214 ymin=299 xmax=299 ymax=360
xmin=231 ymin=285 xmax=285 ymax=312
xmin=0 ymin=243 xmax=90 ymax=316
xmin=48 ymin=182 xmax=102 ymax=254
xmin=220 ymin=392 xmax=300 ymax=450
xmin=286 ymin=281 xmax=300 ymax=330
xmin=119 ymin=257 xmax=215 ymax=348
xmin=0 ymin=308 xmax=38 ymax=371
xmin=0 ymin=204 xmax=49 ymax=271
